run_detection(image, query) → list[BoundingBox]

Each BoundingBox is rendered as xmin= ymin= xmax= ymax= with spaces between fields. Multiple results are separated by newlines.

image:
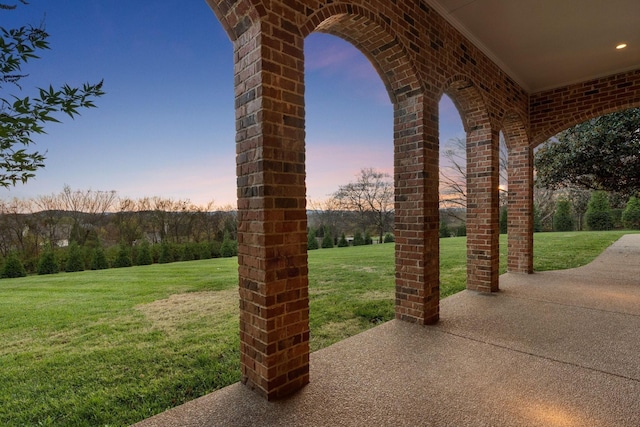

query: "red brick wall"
xmin=530 ymin=69 xmax=640 ymax=146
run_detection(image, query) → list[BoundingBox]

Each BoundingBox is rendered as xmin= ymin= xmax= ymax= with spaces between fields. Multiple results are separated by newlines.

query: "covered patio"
xmin=196 ymin=0 xmax=640 ymax=401
xmin=134 ymin=234 xmax=640 ymax=426
xmin=138 ymin=0 xmax=639 ymax=423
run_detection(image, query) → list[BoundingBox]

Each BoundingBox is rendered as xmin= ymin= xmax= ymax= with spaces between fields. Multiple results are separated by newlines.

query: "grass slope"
xmin=0 ymin=231 xmax=634 ymax=426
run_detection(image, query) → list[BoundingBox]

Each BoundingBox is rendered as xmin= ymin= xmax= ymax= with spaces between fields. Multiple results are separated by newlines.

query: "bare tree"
xmin=439 ymin=135 xmax=509 ymax=219
xmin=333 ymin=168 xmax=394 ymax=242
xmin=533 ymin=186 xmax=556 ymax=231
xmin=114 ymin=198 xmax=142 ymax=245
xmin=0 ymin=198 xmax=31 ymax=256
xmin=562 ymin=186 xmax=591 ymax=231
xmin=58 ymin=185 xmax=117 ymax=243
xmin=189 ymin=200 xmax=217 ymax=242
xmin=33 ymin=193 xmax=66 ymax=247
xmin=308 ymin=197 xmax=350 ymax=240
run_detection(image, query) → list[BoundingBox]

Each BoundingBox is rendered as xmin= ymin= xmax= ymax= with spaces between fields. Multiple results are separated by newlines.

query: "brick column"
xmin=394 ymin=95 xmax=440 ymax=325
xmin=466 ymin=127 xmax=500 ymax=292
xmin=234 ymin=21 xmax=309 ymax=400
xmin=507 ymin=144 xmax=534 ymax=273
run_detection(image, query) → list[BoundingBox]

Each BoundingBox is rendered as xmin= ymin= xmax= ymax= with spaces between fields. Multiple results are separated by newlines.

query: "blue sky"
xmin=3 ymin=1 xmax=464 ymax=207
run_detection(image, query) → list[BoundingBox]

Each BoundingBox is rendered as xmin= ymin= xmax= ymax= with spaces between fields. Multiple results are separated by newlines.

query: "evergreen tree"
xmin=208 ymin=241 xmax=222 ymax=258
xmin=364 ymin=232 xmax=373 ymax=245
xmin=198 ymin=241 xmax=212 ymax=259
xmin=337 ymin=233 xmax=349 ymax=247
xmin=622 ymin=196 xmax=640 ymax=229
xmin=90 ymin=247 xmax=109 ymax=270
xmin=182 ymin=242 xmax=197 ymax=261
xmin=585 ymin=191 xmax=613 ymax=231
xmin=499 ymin=206 xmax=508 ymax=234
xmin=383 ymin=233 xmax=395 ymax=243
xmin=533 ymin=206 xmax=542 ymax=232
xmin=37 ymin=249 xmax=59 ymax=275
xmin=439 ymin=221 xmax=450 ymax=238
xmin=136 ymin=240 xmax=153 ymax=265
xmin=84 ymin=229 xmax=101 ymax=250
xmin=220 ymin=231 xmax=237 ymax=257
xmin=307 ymin=228 xmax=319 ymax=250
xmin=65 ymin=241 xmax=85 ymax=272
xmin=2 ymin=251 xmax=26 ymax=278
xmin=353 ymin=231 xmax=365 ymax=246
xmin=553 ymin=199 xmax=574 ymax=232
xmin=321 ymin=233 xmax=334 ymax=249
xmin=158 ymin=241 xmax=172 ymax=264
xmin=114 ymin=243 xmax=132 ymax=268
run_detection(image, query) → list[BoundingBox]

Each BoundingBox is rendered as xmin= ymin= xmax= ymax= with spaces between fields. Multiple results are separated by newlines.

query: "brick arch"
xmin=531 ymin=100 xmax=640 ymax=147
xmin=501 ymin=111 xmax=534 ymax=274
xmin=302 ymin=4 xmax=423 ymax=104
xmin=441 ymin=75 xmax=500 ymax=292
xmin=500 ymin=110 xmax=529 ymax=150
xmin=441 ymin=75 xmax=491 ymax=134
xmin=204 ymin=0 xmax=262 ymax=41
xmin=530 ymin=70 xmax=640 ymax=147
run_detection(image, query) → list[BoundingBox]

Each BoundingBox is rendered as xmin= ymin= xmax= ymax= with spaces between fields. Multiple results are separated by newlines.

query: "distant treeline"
xmin=0 ymin=187 xmax=237 ymax=276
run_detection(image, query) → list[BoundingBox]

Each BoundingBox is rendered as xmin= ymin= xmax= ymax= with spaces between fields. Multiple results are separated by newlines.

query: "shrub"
xmin=65 ymin=242 xmax=85 ymax=272
xmin=90 ymin=247 xmax=109 ymax=270
xmin=533 ymin=206 xmax=542 ymax=232
xmin=553 ymin=199 xmax=574 ymax=232
xmin=364 ymin=232 xmax=373 ymax=245
xmin=181 ymin=242 xmax=196 ymax=261
xmin=38 ymin=249 xmax=59 ymax=275
xmin=383 ymin=233 xmax=395 ymax=243
xmin=353 ymin=231 xmax=364 ymax=246
xmin=622 ymin=196 xmax=640 ymax=229
xmin=321 ymin=233 xmax=334 ymax=249
xmin=114 ymin=243 xmax=132 ymax=268
xmin=208 ymin=240 xmax=222 ymax=258
xmin=2 ymin=252 xmax=26 ymax=278
xmin=439 ymin=221 xmax=450 ymax=238
xmin=136 ymin=241 xmax=153 ymax=265
xmin=197 ymin=242 xmax=212 ymax=259
xmin=499 ymin=206 xmax=508 ymax=234
xmin=337 ymin=233 xmax=348 ymax=247
xmin=308 ymin=228 xmax=319 ymax=250
xmin=585 ymin=191 xmax=613 ymax=231
xmin=220 ymin=232 xmax=237 ymax=257
xmin=158 ymin=242 xmax=172 ymax=264
xmin=456 ymin=224 xmax=467 ymax=237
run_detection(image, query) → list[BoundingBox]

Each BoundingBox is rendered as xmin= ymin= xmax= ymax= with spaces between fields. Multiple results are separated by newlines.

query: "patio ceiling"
xmin=425 ymin=0 xmax=640 ymax=92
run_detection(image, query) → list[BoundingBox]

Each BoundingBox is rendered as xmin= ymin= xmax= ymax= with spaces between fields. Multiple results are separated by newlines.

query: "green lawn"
xmin=0 ymin=230 xmax=634 ymax=426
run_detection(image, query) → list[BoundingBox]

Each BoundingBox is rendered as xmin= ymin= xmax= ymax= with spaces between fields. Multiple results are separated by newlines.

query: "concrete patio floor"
xmin=133 ymin=234 xmax=640 ymax=427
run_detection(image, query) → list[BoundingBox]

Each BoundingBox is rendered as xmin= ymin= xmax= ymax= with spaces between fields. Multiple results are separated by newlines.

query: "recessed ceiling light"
xmin=616 ymin=43 xmax=628 ymax=50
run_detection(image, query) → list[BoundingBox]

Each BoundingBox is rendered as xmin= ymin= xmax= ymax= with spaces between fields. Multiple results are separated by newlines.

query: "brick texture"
xmin=206 ymin=0 xmax=640 ymax=399
xmin=530 ymin=70 xmax=640 ymax=147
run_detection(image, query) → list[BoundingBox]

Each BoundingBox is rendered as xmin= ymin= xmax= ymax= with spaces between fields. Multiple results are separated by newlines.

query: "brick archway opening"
xmin=303 ymin=31 xmax=395 ymax=346
xmin=442 ymin=76 xmax=499 ymax=292
xmin=502 ymin=112 xmax=534 ymax=274
xmin=306 ymin=8 xmax=440 ymax=326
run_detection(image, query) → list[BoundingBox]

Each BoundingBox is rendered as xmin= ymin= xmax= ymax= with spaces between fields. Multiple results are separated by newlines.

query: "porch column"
xmin=394 ymin=95 xmax=440 ymax=325
xmin=507 ymin=144 xmax=534 ymax=273
xmin=466 ymin=127 xmax=500 ymax=292
xmin=234 ymin=21 xmax=309 ymax=400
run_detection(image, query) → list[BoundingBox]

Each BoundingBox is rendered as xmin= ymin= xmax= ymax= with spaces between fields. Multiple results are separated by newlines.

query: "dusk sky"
xmin=4 ymin=1 xmax=464 ymax=208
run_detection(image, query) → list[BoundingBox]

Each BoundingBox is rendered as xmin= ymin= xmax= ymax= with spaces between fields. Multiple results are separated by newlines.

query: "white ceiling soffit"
xmin=424 ymin=0 xmax=640 ymax=93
